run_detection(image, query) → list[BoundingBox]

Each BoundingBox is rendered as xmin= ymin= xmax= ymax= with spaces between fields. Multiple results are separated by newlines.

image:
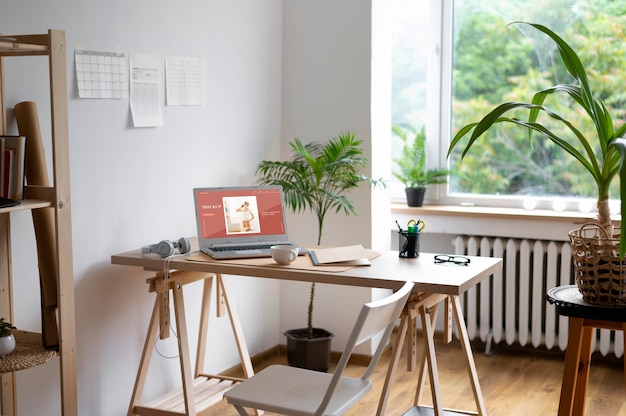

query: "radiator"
xmin=454 ymin=235 xmax=624 ymax=358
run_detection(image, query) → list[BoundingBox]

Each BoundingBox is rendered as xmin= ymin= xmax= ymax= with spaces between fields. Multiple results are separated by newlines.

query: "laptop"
xmin=193 ymin=186 xmax=307 ymax=259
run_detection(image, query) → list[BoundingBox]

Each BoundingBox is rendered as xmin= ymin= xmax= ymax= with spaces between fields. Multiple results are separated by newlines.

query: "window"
xmin=392 ymin=0 xmax=626 ymax=212
xmin=390 ymin=0 xmax=431 ymax=198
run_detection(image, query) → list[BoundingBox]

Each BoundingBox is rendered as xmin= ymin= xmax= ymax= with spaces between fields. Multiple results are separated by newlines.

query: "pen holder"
xmin=398 ymin=230 xmax=419 ymax=258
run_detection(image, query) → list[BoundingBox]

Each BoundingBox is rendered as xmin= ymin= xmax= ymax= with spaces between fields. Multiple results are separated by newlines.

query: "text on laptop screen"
xmin=195 ymin=187 xmax=286 ymax=239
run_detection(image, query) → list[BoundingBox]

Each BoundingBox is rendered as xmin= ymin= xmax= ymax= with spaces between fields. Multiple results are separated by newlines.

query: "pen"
xmin=395 ymin=220 xmax=403 ymax=232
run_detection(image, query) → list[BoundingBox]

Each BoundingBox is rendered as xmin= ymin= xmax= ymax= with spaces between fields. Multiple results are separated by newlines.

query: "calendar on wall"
xmin=75 ymin=50 xmax=129 ymax=99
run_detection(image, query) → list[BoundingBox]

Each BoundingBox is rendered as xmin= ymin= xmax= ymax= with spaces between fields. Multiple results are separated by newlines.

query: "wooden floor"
xmin=209 ymin=332 xmax=625 ymax=416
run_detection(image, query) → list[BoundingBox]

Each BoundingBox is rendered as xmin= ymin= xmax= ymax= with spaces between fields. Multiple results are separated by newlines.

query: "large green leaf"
xmin=449 ymin=21 xmax=626 ymax=258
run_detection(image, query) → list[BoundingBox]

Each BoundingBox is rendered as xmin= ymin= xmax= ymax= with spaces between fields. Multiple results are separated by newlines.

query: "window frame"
xmin=392 ymin=0 xmax=614 ymax=215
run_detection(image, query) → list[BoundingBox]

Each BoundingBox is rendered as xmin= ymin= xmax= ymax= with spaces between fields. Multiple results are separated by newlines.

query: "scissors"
xmin=407 ymin=219 xmax=426 ymax=233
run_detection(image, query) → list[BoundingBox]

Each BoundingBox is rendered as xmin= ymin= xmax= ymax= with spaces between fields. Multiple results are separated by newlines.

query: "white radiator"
xmin=454 ymin=235 xmax=624 ymax=358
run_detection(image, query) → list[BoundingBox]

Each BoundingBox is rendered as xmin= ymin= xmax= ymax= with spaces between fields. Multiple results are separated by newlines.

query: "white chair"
xmin=224 ymin=281 xmax=414 ymax=416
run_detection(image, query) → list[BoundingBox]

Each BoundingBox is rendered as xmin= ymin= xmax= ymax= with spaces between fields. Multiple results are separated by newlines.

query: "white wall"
xmin=2 ymin=1 xmax=285 ymax=415
xmin=1 ymin=1 xmax=385 ymax=415
xmin=279 ymin=0 xmax=388 ymax=353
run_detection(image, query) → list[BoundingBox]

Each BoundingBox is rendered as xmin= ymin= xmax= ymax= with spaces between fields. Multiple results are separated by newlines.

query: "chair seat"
xmin=225 ymin=282 xmax=414 ymax=416
xmin=225 ymin=364 xmax=372 ymax=416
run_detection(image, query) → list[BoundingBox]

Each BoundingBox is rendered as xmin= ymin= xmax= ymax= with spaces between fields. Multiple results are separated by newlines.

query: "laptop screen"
xmin=193 ymin=186 xmax=289 ymax=245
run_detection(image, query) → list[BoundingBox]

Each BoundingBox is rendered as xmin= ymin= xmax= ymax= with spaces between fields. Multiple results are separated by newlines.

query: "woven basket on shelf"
xmin=569 ymin=222 xmax=626 ymax=306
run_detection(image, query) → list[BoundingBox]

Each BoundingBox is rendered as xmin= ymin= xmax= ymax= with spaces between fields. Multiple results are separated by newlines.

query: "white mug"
xmin=270 ymin=245 xmax=299 ymax=265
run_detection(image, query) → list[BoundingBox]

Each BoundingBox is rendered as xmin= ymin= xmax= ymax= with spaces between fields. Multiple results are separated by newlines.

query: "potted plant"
xmin=448 ymin=21 xmax=626 ymax=305
xmin=256 ymin=130 xmax=385 ymax=371
xmin=0 ymin=318 xmax=16 ymax=356
xmin=392 ymin=124 xmax=450 ymax=207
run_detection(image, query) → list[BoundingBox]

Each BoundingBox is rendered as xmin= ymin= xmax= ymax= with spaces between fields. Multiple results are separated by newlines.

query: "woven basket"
xmin=569 ymin=222 xmax=626 ymax=306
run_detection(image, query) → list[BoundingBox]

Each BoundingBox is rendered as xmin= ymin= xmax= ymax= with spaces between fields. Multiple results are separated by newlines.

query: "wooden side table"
xmin=546 ymin=285 xmax=626 ymax=416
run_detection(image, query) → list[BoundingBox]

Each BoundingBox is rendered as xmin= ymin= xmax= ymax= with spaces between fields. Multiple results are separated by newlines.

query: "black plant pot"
xmin=284 ymin=328 xmax=334 ymax=372
xmin=405 ymin=187 xmax=426 ymax=207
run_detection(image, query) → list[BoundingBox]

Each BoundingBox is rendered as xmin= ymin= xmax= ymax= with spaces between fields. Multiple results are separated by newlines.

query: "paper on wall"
xmin=130 ymin=53 xmax=163 ymax=127
xmin=75 ymin=50 xmax=129 ymax=99
xmin=165 ymin=56 xmax=206 ymax=106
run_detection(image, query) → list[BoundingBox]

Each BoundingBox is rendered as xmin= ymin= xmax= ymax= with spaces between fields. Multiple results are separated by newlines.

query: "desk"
xmin=111 ymin=246 xmax=502 ymax=416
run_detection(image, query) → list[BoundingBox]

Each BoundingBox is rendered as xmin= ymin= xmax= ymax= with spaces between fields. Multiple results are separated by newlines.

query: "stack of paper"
xmin=309 ymin=244 xmax=371 ymax=266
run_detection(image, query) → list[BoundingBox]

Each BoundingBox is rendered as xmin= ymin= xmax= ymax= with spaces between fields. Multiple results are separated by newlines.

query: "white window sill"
xmin=391 ymin=203 xmax=619 ymax=241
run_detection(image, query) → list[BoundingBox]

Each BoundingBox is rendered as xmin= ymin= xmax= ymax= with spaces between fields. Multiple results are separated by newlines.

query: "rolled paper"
xmin=15 ymin=101 xmax=59 ymax=348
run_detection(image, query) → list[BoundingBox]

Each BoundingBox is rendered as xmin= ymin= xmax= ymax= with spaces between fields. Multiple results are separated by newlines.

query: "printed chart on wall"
xmin=165 ymin=56 xmax=206 ymax=106
xmin=129 ymin=53 xmax=163 ymax=127
xmin=75 ymin=50 xmax=129 ymax=99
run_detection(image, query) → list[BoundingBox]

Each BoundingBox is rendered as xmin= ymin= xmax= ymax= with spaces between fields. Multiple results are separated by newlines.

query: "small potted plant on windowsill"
xmin=0 ymin=318 xmax=16 ymax=356
xmin=392 ymin=124 xmax=450 ymax=207
xmin=256 ymin=131 xmax=385 ymax=371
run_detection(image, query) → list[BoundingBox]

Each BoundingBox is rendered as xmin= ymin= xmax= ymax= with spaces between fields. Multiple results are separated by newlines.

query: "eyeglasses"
xmin=434 ymin=254 xmax=471 ymax=266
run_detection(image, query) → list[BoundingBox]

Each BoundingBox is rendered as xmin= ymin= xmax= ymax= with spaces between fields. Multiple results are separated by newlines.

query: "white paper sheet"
xmin=75 ymin=50 xmax=128 ymax=99
xmin=129 ymin=54 xmax=163 ymax=127
xmin=165 ymin=56 xmax=206 ymax=106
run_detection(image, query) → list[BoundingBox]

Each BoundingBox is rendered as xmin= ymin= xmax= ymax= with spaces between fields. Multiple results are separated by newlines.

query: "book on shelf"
xmin=0 ymin=139 xmax=4 ymax=198
xmin=0 ymin=136 xmax=26 ymax=201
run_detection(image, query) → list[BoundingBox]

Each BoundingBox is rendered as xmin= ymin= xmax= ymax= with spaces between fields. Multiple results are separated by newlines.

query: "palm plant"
xmin=256 ymin=131 xmax=385 ymax=337
xmin=393 ymin=124 xmax=450 ymax=188
xmin=448 ymin=21 xmax=626 ymax=258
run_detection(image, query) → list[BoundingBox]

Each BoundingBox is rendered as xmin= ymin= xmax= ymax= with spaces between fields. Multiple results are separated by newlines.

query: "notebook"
xmin=193 ymin=186 xmax=307 ymax=259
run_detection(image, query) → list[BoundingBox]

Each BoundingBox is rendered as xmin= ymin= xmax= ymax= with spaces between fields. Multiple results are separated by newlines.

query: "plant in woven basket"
xmin=449 ymin=21 xmax=626 ymax=257
xmin=449 ymin=22 xmax=626 ymax=305
xmin=0 ymin=318 xmax=15 ymax=338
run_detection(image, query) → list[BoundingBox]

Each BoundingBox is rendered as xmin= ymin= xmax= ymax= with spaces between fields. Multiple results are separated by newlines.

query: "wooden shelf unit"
xmin=0 ymin=30 xmax=77 ymax=415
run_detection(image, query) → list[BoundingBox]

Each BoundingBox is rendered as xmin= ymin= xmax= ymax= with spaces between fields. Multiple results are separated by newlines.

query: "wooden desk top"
xmin=112 ymin=245 xmax=502 ymax=296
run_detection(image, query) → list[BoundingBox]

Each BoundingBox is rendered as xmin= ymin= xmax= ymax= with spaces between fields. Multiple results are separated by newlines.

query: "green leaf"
xmin=449 ymin=21 xmax=626 ymax=258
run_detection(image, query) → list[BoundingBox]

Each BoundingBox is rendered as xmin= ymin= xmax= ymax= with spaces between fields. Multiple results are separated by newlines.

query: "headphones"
xmin=142 ymin=237 xmax=191 ymax=258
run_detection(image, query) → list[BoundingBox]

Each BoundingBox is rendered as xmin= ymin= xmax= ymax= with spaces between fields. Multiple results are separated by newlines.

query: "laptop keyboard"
xmin=211 ymin=244 xmax=285 ymax=252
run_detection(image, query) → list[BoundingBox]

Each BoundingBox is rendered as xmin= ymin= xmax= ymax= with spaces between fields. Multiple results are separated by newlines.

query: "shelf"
xmin=133 ymin=376 xmax=237 ymax=415
xmin=0 ymin=331 xmax=57 ymax=374
xmin=0 ymin=35 xmax=49 ymax=56
xmin=0 ymin=199 xmax=53 ymax=214
xmin=0 ymin=29 xmax=76 ymax=415
xmin=0 ymin=343 xmax=56 ymax=374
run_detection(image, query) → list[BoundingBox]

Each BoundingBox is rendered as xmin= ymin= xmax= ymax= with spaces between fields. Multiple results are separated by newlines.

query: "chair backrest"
xmin=314 ymin=281 xmax=414 ymax=415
